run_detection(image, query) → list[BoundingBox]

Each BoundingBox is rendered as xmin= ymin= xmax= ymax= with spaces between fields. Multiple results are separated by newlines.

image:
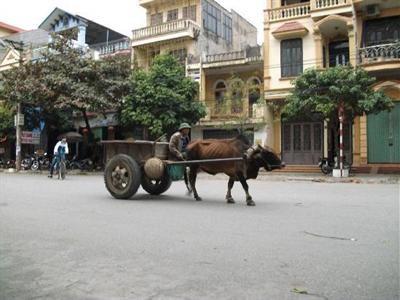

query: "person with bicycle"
xmin=48 ymin=137 xmax=69 ymax=178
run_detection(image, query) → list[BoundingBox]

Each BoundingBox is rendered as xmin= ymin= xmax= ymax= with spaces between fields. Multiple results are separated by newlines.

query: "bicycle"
xmin=55 ymin=156 xmax=67 ymax=180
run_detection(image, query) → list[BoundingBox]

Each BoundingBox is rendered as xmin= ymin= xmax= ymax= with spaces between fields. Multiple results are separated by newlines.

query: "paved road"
xmin=0 ymin=174 xmax=398 ymax=300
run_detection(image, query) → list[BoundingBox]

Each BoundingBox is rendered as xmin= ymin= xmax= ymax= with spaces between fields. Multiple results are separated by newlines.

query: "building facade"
xmin=39 ymin=7 xmax=131 ymax=58
xmin=189 ymin=46 xmax=266 ymax=144
xmin=264 ymin=0 xmax=400 ymax=169
xmin=132 ymin=0 xmax=258 ymax=71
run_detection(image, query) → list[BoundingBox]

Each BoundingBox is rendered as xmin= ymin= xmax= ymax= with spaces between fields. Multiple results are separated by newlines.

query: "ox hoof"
xmin=226 ymin=197 xmax=235 ymax=204
xmin=247 ymin=200 xmax=256 ymax=206
xmin=195 ymin=197 xmax=202 ymax=202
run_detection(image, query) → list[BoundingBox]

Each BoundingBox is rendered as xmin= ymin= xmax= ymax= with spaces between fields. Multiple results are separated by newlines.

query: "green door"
xmin=368 ymin=103 xmax=400 ymax=163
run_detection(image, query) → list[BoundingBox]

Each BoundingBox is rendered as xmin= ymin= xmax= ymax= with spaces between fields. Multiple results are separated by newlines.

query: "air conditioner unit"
xmin=365 ymin=4 xmax=380 ymax=17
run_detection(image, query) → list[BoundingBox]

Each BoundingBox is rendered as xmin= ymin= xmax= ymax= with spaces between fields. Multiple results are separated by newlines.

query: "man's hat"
xmin=179 ymin=123 xmax=191 ymax=131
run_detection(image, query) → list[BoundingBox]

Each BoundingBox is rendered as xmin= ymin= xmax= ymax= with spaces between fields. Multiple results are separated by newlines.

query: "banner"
xmin=21 ymin=131 xmax=40 ymax=145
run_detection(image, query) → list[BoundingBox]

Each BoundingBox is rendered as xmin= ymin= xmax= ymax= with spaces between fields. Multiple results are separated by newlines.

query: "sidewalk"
xmin=2 ymin=168 xmax=398 ymax=184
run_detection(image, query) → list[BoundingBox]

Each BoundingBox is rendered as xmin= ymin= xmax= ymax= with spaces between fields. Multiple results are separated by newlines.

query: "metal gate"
xmin=282 ymin=122 xmax=323 ymax=165
xmin=368 ymin=103 xmax=400 ymax=163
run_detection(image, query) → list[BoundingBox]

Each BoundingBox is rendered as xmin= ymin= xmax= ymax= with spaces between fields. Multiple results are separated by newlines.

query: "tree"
xmin=38 ymin=32 xmax=131 ymax=133
xmin=0 ymin=102 xmax=14 ymax=138
xmin=0 ymin=31 xmax=131 ymax=135
xmin=283 ymin=65 xmax=394 ymax=172
xmin=121 ymin=54 xmax=206 ymax=138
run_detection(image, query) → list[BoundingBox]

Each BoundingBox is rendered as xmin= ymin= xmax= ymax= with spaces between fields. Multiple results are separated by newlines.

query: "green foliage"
xmin=0 ymin=31 xmax=131 ymax=132
xmin=283 ymin=65 xmax=394 ymax=122
xmin=0 ymin=102 xmax=14 ymax=134
xmin=121 ymin=54 xmax=206 ymax=137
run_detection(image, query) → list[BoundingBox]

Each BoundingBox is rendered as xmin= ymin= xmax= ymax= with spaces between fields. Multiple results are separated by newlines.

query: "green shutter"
xmin=368 ymin=103 xmax=400 ymax=163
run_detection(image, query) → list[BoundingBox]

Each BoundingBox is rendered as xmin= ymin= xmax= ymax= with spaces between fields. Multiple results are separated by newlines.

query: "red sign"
xmin=21 ymin=131 xmax=40 ymax=145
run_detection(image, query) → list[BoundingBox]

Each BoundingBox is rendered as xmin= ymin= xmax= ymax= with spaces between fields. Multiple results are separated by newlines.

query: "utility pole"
xmin=4 ymin=39 xmax=24 ymax=171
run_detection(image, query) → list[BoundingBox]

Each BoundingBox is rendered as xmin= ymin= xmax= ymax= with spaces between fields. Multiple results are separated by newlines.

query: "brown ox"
xmin=186 ymin=135 xmax=284 ymax=206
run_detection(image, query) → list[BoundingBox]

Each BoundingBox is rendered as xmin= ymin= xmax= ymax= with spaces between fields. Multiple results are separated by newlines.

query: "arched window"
xmin=230 ymin=79 xmax=244 ymax=114
xmin=248 ymin=77 xmax=261 ymax=118
xmin=214 ymin=80 xmax=227 ymax=113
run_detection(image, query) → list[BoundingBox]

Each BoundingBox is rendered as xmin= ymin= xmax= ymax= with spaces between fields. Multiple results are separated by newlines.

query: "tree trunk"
xmin=81 ymin=108 xmax=93 ymax=159
xmin=81 ymin=109 xmax=92 ymax=135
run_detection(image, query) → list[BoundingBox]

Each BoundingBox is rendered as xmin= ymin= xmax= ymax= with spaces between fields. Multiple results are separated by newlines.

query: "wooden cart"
xmin=102 ymin=140 xmax=243 ymax=199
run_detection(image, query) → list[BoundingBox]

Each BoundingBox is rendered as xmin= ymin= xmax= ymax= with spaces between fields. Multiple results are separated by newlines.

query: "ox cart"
xmin=102 ymin=140 xmax=243 ymax=199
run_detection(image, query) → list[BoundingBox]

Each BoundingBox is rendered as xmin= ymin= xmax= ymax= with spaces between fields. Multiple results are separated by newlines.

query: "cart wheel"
xmin=104 ymin=154 xmax=141 ymax=199
xmin=141 ymin=171 xmax=172 ymax=195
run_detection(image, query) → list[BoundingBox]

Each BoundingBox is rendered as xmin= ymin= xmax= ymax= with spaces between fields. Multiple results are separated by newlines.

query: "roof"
xmin=4 ymin=29 xmax=50 ymax=48
xmin=0 ymin=21 xmax=24 ymax=33
xmin=273 ymin=21 xmax=307 ymax=34
xmin=39 ymin=7 xmax=127 ymax=45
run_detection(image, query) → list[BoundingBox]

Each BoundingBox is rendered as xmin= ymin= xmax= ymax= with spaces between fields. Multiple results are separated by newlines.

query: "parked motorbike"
xmin=21 ymin=155 xmax=34 ymax=170
xmin=6 ymin=159 xmax=15 ymax=169
xmin=67 ymin=155 xmax=94 ymax=171
xmin=31 ymin=151 xmax=50 ymax=171
xmin=0 ymin=157 xmax=5 ymax=169
xmin=318 ymin=156 xmax=352 ymax=175
xmin=318 ymin=157 xmax=334 ymax=175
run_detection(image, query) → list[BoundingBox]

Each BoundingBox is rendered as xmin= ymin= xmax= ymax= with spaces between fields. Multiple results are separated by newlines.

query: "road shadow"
xmin=103 ymin=192 xmax=281 ymax=210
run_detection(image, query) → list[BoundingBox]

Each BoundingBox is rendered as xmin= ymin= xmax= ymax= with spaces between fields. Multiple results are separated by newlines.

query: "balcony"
xmin=266 ymin=0 xmax=352 ymax=22
xmin=266 ymin=3 xmax=311 ymax=22
xmin=132 ymin=19 xmax=200 ymax=47
xmin=91 ymin=38 xmax=131 ymax=57
xmin=204 ymin=47 xmax=263 ymax=66
xmin=359 ymin=43 xmax=400 ymax=72
xmin=311 ymin=0 xmax=352 ymax=17
xmin=202 ymin=101 xmax=266 ymax=123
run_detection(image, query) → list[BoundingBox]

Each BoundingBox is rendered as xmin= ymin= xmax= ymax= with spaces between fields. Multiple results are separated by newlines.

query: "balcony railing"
xmin=203 ymin=101 xmax=265 ymax=121
xmin=132 ymin=19 xmax=200 ymax=42
xmin=204 ymin=46 xmax=262 ymax=64
xmin=313 ymin=0 xmax=349 ymax=9
xmin=266 ymin=3 xmax=311 ymax=22
xmin=266 ymin=0 xmax=352 ymax=22
xmin=91 ymin=38 xmax=131 ymax=56
xmin=359 ymin=43 xmax=400 ymax=65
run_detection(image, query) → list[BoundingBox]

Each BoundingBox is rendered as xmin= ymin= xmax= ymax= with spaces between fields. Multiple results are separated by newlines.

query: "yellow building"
xmin=0 ymin=21 xmax=23 ymax=38
xmin=133 ymin=0 xmax=267 ymax=143
xmin=189 ymin=47 xmax=267 ymax=144
xmin=0 ymin=22 xmax=24 ymax=71
xmin=264 ymin=0 xmax=400 ymax=170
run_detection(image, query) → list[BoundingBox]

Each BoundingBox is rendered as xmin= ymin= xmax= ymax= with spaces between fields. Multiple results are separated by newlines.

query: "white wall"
xmin=268 ymin=18 xmax=316 ymax=90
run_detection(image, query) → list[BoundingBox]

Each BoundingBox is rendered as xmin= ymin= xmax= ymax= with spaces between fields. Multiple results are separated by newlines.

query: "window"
xmin=169 ymin=48 xmax=187 ymax=64
xmin=214 ymin=81 xmax=227 ymax=113
xmin=63 ymin=16 xmax=69 ymax=27
xmin=167 ymin=9 xmax=178 ymax=22
xmin=183 ymin=5 xmax=197 ymax=21
xmin=223 ymin=15 xmax=232 ymax=44
xmin=281 ymin=38 xmax=303 ymax=78
xmin=203 ymin=0 xmax=222 ymax=36
xmin=151 ymin=13 xmax=163 ymax=26
xmin=149 ymin=49 xmax=160 ymax=66
xmin=248 ymin=78 xmax=261 ymax=118
xmin=230 ymin=79 xmax=244 ymax=114
xmin=364 ymin=16 xmax=400 ymax=46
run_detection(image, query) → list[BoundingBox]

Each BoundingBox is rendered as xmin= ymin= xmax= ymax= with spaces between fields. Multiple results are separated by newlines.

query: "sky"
xmin=0 ymin=0 xmax=265 ymax=43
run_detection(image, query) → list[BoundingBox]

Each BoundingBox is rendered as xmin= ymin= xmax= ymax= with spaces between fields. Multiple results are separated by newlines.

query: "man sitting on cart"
xmin=48 ymin=137 xmax=69 ymax=178
xmin=169 ymin=123 xmax=191 ymax=161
